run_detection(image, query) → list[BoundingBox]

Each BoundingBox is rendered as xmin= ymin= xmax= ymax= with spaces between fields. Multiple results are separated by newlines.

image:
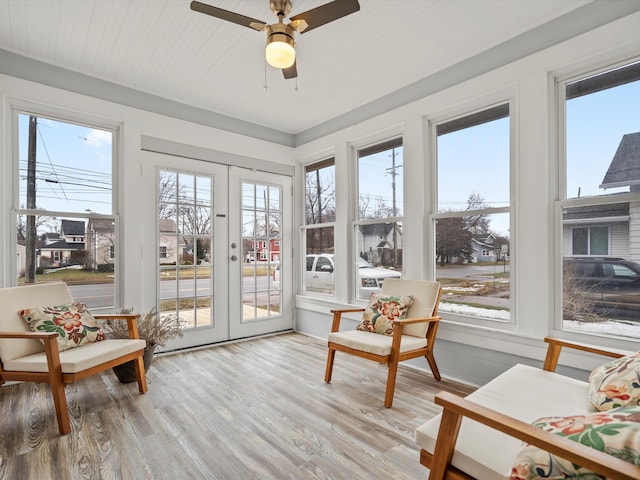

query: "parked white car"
xmin=273 ymin=254 xmax=401 ymax=299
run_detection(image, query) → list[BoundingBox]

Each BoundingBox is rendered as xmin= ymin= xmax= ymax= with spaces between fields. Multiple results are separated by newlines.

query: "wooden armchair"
xmin=417 ymin=337 xmax=640 ymax=479
xmin=325 ymin=279 xmax=442 ymax=407
xmin=0 ymin=282 xmax=147 ymax=435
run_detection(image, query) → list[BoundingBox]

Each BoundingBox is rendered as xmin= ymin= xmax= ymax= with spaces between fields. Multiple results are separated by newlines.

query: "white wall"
xmin=0 ymin=74 xmax=295 ymax=313
xmin=293 ymin=11 xmax=640 ymax=386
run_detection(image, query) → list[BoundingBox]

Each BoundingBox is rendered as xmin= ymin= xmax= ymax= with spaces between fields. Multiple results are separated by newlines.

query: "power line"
xmin=37 ymin=125 xmax=70 ymax=205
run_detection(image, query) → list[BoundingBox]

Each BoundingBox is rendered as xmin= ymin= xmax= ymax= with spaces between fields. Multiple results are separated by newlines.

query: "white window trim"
xmin=5 ymin=99 xmax=121 ymax=306
xmin=552 ymin=58 xmax=640 ymax=348
xmin=429 ymin=100 xmax=515 ymax=330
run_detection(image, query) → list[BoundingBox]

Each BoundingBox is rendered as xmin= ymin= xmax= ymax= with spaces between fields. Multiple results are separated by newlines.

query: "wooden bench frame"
xmin=420 ymin=337 xmax=640 ymax=480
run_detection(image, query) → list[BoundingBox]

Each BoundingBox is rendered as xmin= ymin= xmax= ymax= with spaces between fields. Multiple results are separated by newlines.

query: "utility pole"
xmin=25 ymin=116 xmax=38 ymax=283
xmin=386 ymin=148 xmax=401 ymax=268
xmin=316 ymin=168 xmax=323 ymax=251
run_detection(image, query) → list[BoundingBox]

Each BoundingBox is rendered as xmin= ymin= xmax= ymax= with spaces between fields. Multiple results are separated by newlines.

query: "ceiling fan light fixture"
xmin=265 ymin=25 xmax=295 ymax=69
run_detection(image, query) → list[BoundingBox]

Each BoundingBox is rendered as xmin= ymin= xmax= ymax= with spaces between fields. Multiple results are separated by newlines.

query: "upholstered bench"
xmin=0 ymin=282 xmax=147 ymax=435
xmin=415 ymin=337 xmax=640 ymax=479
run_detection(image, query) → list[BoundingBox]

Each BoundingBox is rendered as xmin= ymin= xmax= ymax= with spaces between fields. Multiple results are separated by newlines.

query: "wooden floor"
xmin=0 ymin=332 xmax=474 ymax=480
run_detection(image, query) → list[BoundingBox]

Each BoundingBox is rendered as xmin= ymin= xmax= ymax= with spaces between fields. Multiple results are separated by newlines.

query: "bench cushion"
xmin=329 ymin=330 xmax=427 ymax=356
xmin=415 ymin=364 xmax=591 ymax=480
xmin=3 ymin=338 xmax=145 ymax=374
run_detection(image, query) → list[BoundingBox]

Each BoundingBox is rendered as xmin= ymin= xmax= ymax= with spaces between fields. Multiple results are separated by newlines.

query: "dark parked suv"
xmin=564 ymin=256 xmax=640 ymax=319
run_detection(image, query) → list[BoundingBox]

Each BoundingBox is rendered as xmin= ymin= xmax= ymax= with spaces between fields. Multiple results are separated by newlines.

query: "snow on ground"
xmin=439 ymin=301 xmax=511 ymax=320
xmin=440 ymin=302 xmax=640 ymax=338
xmin=564 ymin=320 xmax=640 ymax=338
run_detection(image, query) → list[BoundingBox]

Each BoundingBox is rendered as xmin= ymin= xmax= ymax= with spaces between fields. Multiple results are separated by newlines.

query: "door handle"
xmin=231 ymin=255 xmax=238 ymax=261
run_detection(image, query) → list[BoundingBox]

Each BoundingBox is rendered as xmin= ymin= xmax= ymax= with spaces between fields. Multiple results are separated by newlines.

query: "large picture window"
xmin=355 ymin=138 xmax=403 ymax=300
xmin=560 ymin=60 xmax=640 ymax=339
xmin=15 ymin=112 xmax=116 ymax=308
xmin=433 ymin=104 xmax=511 ymax=323
xmin=302 ymin=158 xmax=336 ymax=295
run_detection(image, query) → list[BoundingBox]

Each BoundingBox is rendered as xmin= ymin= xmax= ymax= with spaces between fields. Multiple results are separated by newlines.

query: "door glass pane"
xmin=158 ymin=169 xmax=213 ymax=329
xmin=241 ymin=182 xmax=282 ymax=321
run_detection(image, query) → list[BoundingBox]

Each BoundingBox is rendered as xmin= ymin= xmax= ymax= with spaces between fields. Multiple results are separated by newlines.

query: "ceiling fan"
xmin=190 ymin=0 xmax=360 ymax=79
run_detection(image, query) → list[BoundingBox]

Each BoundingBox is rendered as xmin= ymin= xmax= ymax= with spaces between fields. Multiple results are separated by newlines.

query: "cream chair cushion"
xmin=328 ymin=330 xmax=427 ymax=356
xmin=380 ymin=279 xmax=440 ymax=338
xmin=3 ymin=338 xmax=145 ymax=374
xmin=0 ymin=282 xmax=72 ymax=362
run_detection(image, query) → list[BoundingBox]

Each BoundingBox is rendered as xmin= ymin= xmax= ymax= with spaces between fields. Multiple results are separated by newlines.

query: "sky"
xmin=18 ymin=114 xmax=113 ymax=216
xmin=566 ymin=80 xmax=640 ymax=198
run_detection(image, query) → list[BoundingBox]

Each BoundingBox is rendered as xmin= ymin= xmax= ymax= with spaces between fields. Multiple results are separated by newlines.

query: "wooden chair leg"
xmin=325 ymin=346 xmax=336 ymax=383
xmin=49 ymin=374 xmax=71 ymax=435
xmin=384 ymin=360 xmax=399 ymax=408
xmin=43 ymin=336 xmax=71 ymax=435
xmin=426 ymin=350 xmax=441 ymax=381
xmin=133 ymin=356 xmax=148 ymax=394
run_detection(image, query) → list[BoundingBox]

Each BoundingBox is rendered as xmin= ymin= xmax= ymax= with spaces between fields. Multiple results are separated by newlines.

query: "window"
xmin=302 ymin=158 xmax=336 ymax=295
xmin=433 ymin=104 xmax=511 ymax=323
xmin=15 ymin=113 xmax=116 ymax=308
xmin=560 ymin=60 xmax=640 ymax=339
xmin=159 ymin=246 xmax=168 ymax=258
xmin=355 ymin=138 xmax=403 ymax=300
xmin=571 ymin=226 xmax=609 ymax=255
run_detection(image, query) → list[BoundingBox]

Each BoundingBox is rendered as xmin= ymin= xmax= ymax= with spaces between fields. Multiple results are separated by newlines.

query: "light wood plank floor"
xmin=0 ymin=333 xmax=474 ymax=480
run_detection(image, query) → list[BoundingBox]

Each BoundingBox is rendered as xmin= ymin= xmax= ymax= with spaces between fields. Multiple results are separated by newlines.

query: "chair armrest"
xmin=94 ymin=314 xmax=142 ymax=340
xmin=94 ymin=314 xmax=140 ymax=321
xmin=328 ymin=308 xmax=365 ymax=332
xmin=0 ymin=331 xmax=58 ymax=340
xmin=543 ymin=336 xmax=626 ymax=372
xmin=429 ymin=391 xmax=640 ymax=480
xmin=0 ymin=332 xmax=63 ymax=378
xmin=394 ymin=315 xmax=441 ymax=326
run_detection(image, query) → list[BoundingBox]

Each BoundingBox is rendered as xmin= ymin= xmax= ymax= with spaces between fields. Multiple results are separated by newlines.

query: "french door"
xmin=150 ymin=155 xmax=292 ymax=351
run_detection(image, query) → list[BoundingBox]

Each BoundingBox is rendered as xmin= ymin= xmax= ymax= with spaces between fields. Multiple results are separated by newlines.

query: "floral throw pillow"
xmin=19 ymin=302 xmax=106 ymax=351
xmin=588 ymin=352 xmax=640 ymax=411
xmin=355 ymin=293 xmax=413 ymax=335
xmin=510 ymin=407 xmax=640 ymax=480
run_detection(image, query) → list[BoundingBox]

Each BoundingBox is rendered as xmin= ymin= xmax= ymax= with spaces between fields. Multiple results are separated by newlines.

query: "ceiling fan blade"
xmin=282 ymin=62 xmax=297 ymax=79
xmin=290 ymin=0 xmax=360 ymax=34
xmin=190 ymin=1 xmax=266 ymax=31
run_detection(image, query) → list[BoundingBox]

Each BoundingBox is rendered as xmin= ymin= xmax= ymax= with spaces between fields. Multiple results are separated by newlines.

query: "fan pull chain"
xmin=263 ymin=59 xmax=268 ymax=91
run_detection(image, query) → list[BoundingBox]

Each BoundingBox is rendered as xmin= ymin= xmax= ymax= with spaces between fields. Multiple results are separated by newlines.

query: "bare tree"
xmin=306 ymin=170 xmax=335 ymax=224
xmin=158 ymin=171 xmax=178 ymax=220
xmin=16 ymin=212 xmax=57 ymax=240
xmin=465 ymin=192 xmax=490 ymax=235
xmin=359 ymin=194 xmax=394 ymax=219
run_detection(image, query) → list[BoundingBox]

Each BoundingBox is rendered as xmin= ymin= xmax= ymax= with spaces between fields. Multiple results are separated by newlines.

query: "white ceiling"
xmin=0 ymin=0 xmax=636 ymax=144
